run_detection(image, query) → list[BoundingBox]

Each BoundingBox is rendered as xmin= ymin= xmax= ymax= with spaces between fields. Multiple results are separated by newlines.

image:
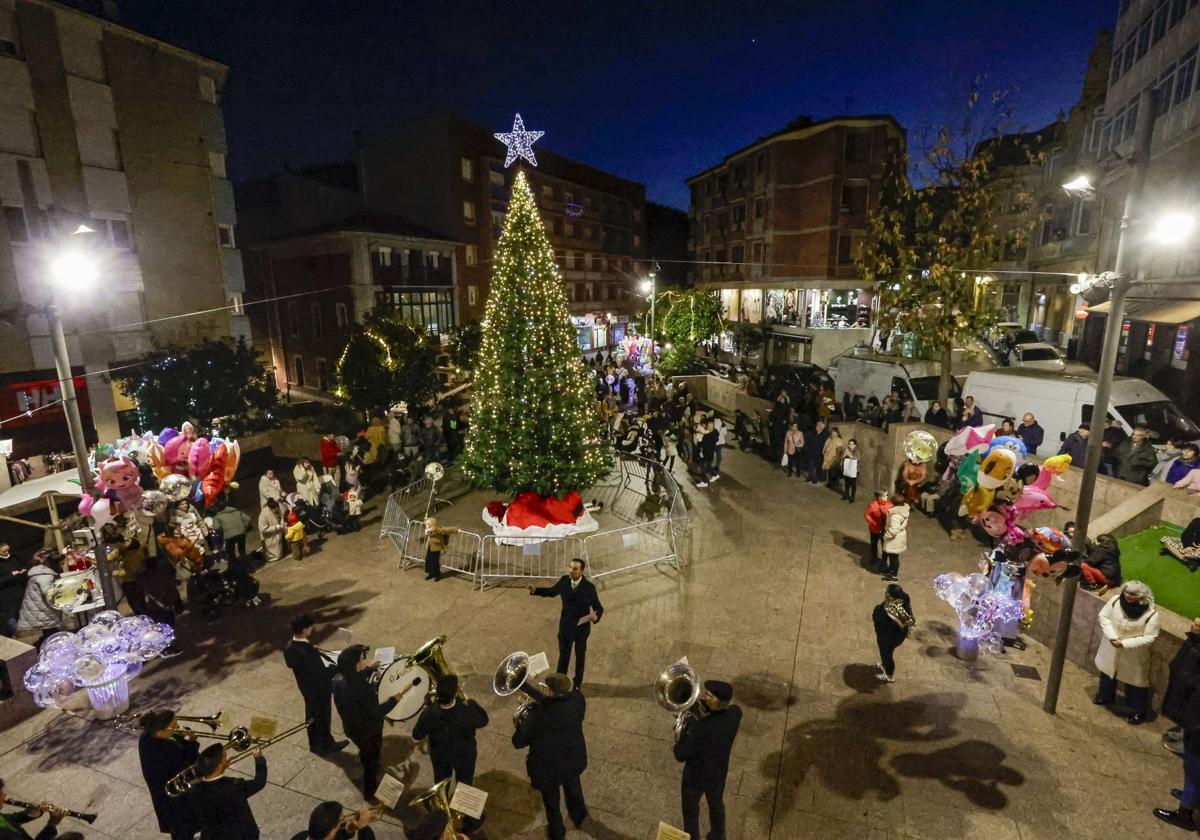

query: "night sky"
xmin=119 ymin=0 xmax=1115 ymax=209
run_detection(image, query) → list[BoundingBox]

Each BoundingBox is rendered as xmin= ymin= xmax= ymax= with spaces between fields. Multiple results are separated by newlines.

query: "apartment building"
xmin=1083 ymin=0 xmax=1200 ymax=416
xmin=0 ymin=0 xmax=246 ymax=454
xmin=363 ymin=113 xmax=648 ymax=352
xmin=686 ymin=114 xmax=904 ymax=367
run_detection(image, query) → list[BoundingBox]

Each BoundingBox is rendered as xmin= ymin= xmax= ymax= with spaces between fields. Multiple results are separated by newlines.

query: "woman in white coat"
xmin=881 ymin=492 xmax=910 ymax=582
xmin=257 ymin=499 xmax=286 ymax=563
xmin=293 ymin=458 xmax=320 ymax=507
xmin=1094 ymin=580 xmax=1160 ymax=724
xmin=258 ymin=468 xmax=284 ymax=508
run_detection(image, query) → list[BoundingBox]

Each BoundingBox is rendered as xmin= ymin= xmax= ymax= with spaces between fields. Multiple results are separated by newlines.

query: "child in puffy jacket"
xmin=286 ymin=511 xmax=306 ymax=562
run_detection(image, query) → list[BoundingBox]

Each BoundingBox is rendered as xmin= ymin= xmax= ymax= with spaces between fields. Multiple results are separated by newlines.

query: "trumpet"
xmin=4 ymin=797 xmax=97 ymax=825
xmin=338 ymin=802 xmax=387 ymax=833
xmin=166 ymin=719 xmax=311 ymax=798
xmin=654 ymin=661 xmax=708 ymax=742
xmin=493 ymin=651 xmax=546 ymax=728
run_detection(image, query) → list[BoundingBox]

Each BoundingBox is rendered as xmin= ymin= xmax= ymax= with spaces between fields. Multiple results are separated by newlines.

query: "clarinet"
xmin=4 ymin=798 xmax=98 ymax=825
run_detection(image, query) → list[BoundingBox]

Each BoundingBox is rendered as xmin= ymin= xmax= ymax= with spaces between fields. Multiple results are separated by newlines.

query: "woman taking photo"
xmin=873 ymin=584 xmax=914 ymax=683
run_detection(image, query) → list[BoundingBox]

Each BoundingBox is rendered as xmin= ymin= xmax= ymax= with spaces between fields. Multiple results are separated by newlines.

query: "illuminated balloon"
xmin=160 ymin=474 xmax=192 ymax=502
xmin=139 ymin=490 xmax=169 ymax=518
xmin=903 ymin=430 xmax=938 ymax=463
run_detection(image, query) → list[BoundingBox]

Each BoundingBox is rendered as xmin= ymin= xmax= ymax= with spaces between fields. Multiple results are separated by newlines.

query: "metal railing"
xmin=379 ymin=453 xmax=690 ymax=590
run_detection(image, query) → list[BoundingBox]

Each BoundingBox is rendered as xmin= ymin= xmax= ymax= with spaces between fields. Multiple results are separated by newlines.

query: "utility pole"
xmin=1043 ymin=86 xmax=1155 ymax=714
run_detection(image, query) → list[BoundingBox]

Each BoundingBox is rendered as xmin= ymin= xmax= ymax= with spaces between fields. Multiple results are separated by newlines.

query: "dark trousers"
xmin=348 ymin=729 xmax=384 ymax=799
xmin=876 ymin=630 xmax=904 ymax=677
xmin=425 ymin=549 xmax=442 ymax=579
xmin=807 ymin=460 xmax=824 ymax=483
xmin=843 ymin=476 xmax=858 ymax=501
xmin=682 ymin=779 xmax=727 ymax=840
xmin=169 ymin=827 xmax=194 ymax=840
xmin=1182 ymin=751 xmax=1200 ymax=808
xmin=869 ymin=532 xmax=883 ymax=567
xmin=225 ymin=534 xmax=247 ymax=559
xmin=882 ymin=552 xmax=900 ymax=576
xmin=303 ymin=690 xmax=335 ymax=754
xmin=539 ymin=775 xmax=587 ymax=840
xmin=557 ymin=630 xmax=588 ymax=687
xmin=1096 ymin=671 xmax=1151 ymax=717
xmin=432 ymin=750 xmax=477 ymax=785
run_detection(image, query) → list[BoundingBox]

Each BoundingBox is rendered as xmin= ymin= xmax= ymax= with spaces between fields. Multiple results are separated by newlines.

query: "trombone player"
xmin=137 ymin=710 xmax=201 ymax=840
xmin=673 ymin=680 xmax=741 ymax=840
xmin=412 ymin=675 xmax=488 ymax=831
xmin=189 ymin=742 xmax=268 ymax=840
xmin=285 ymin=613 xmax=349 ymax=757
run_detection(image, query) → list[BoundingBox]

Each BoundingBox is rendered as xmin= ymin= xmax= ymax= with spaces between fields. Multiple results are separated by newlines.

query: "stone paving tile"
xmin=3 ymin=445 xmax=1189 ymax=838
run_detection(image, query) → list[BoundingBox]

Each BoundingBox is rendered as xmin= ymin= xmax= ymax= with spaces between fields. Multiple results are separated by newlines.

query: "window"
xmin=489 ymin=169 xmax=505 ymax=187
xmin=375 ymin=247 xmax=392 ymax=267
xmin=316 ymin=358 xmax=329 ymax=392
xmin=491 ymin=210 xmax=505 ymax=236
xmin=1176 ymin=47 xmax=1197 ymax=106
xmin=287 ymin=301 xmax=300 ymax=338
xmin=461 ymin=157 xmax=474 ymax=182
xmin=465 ymin=244 xmax=477 ymax=265
xmin=542 ymin=184 xmax=554 ymax=198
xmin=633 ymin=234 xmax=640 ymax=248
xmin=108 ymin=218 xmax=131 ymax=249
xmin=574 ymin=283 xmax=583 ymax=301
xmin=837 ymin=233 xmax=857 ymax=264
xmin=311 ymin=303 xmax=323 ymax=339
xmin=463 ymin=200 xmax=476 ymax=224
xmin=606 ymin=285 xmax=616 ymax=301
xmin=1077 ymin=203 xmax=1095 ymax=235
xmin=1154 ymin=0 xmax=1170 ymax=43
xmin=335 ymin=302 xmax=349 ymax=329
xmin=3 ymin=206 xmax=28 ymax=243
xmin=1136 ymin=17 xmax=1152 ymax=60
xmin=732 ymin=245 xmax=744 ymax=265
xmin=844 ymin=132 xmax=869 ymax=162
xmin=733 ymin=165 xmax=746 ymax=187
xmin=756 ymin=153 xmax=766 ymax=174
xmin=1124 ymin=100 xmax=1139 ymax=142
xmin=752 ymin=241 xmax=762 ymax=261
xmin=841 ymin=184 xmax=868 ymax=214
xmin=198 ymin=76 xmax=217 ymax=103
xmin=468 ymin=285 xmax=477 ymax=306
xmin=755 ymin=198 xmax=766 ymax=218
xmin=591 ymin=254 xmax=601 ymax=271
xmin=585 ymin=225 xmax=595 ymax=240
xmin=633 ymin=208 xmax=641 ymax=223
xmin=217 ymin=223 xmax=236 ymax=248
xmin=292 ymin=355 xmax=305 ymax=387
xmin=552 ymin=218 xmax=562 ymax=236
xmin=732 ymin=204 xmax=745 ymax=229
xmin=208 ymin=151 xmax=226 ymax=178
xmin=1156 ymin=63 xmax=1176 ymax=117
xmin=228 ymin=292 xmax=244 ymax=315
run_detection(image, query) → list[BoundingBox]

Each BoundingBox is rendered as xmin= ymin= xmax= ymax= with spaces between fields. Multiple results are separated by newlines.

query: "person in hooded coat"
xmin=1094 ymin=580 xmax=1161 ymax=724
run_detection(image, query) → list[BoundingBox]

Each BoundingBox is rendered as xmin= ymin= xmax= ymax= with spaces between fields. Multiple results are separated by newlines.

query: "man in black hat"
xmin=189 ymin=743 xmax=268 ymax=840
xmin=333 ymin=645 xmax=399 ymax=800
xmin=290 ymin=800 xmax=376 ymax=839
xmin=529 ymin=558 xmax=604 ymax=690
xmin=512 ymin=672 xmax=589 ymax=840
xmin=673 ymin=680 xmax=742 ymax=840
xmin=284 ymin=614 xmax=349 ymax=757
xmin=413 ymin=675 xmax=489 ymax=831
xmin=136 ymin=709 xmax=200 ymax=840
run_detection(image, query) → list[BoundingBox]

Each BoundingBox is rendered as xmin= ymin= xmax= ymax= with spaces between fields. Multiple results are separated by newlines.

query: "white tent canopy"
xmin=0 ymin=473 xmax=83 ymax=548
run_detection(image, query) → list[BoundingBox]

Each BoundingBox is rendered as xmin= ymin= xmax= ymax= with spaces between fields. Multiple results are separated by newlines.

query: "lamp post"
xmin=641 ymin=272 xmax=657 ymax=345
xmin=48 ymin=225 xmax=117 ymax=608
xmin=1043 ymin=87 xmax=1192 ymax=713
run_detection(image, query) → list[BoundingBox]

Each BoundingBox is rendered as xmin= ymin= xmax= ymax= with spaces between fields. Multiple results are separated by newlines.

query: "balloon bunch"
xmin=897 ymin=429 xmax=938 ymax=503
xmin=147 ymin=422 xmax=241 ymax=508
xmin=78 ymin=455 xmax=143 ymax=526
xmin=22 ymin=611 xmax=175 ymax=709
xmin=933 ymin=571 xmax=1025 ymax=655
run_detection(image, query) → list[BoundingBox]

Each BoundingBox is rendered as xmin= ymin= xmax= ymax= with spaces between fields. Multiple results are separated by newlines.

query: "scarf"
xmin=1120 ymin=597 xmax=1150 ymax=620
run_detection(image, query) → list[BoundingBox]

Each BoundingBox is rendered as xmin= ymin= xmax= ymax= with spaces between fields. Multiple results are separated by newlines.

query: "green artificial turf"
xmin=1116 ymin=524 xmax=1200 ymax=619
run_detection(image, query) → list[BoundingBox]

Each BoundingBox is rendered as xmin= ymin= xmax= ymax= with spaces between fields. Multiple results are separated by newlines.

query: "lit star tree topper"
xmin=460 ymin=170 xmax=609 ymax=496
xmin=494 ymin=112 xmax=544 ymax=168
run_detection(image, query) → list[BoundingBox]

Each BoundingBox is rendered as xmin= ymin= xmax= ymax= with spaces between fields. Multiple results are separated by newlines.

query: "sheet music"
xmin=374 ymin=773 xmax=405 ymax=810
xmin=527 ymin=652 xmax=550 ymax=675
xmin=449 ymin=783 xmax=488 ymax=819
xmin=334 ymin=627 xmax=353 ymax=645
xmin=374 ymin=646 xmax=396 ymax=667
xmin=656 ymin=822 xmax=690 ymax=840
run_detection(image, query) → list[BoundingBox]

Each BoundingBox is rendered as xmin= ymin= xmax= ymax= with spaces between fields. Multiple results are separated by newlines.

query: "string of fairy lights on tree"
xmin=461 ymin=163 xmax=609 ymax=496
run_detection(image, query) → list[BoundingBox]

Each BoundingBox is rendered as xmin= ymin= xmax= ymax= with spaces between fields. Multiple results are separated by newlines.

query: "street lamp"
xmin=1043 ymin=86 xmax=1194 ymax=713
xmin=641 ymin=272 xmax=657 ymax=348
xmin=46 ymin=224 xmax=118 ymax=608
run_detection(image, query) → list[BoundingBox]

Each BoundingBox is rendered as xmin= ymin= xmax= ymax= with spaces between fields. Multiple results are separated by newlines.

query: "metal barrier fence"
xmin=379 ymin=453 xmax=690 ymax=590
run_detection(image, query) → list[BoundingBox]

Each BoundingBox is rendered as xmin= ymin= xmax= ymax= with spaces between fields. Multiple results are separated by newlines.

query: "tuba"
xmin=409 ymin=776 xmax=464 ymax=840
xmin=493 ymin=651 xmax=546 ymax=728
xmin=409 ymin=635 xmax=466 ymax=702
xmin=654 ymin=661 xmax=708 ymax=742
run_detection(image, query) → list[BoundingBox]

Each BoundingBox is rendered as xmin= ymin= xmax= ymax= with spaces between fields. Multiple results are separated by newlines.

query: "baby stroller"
xmin=292 ymin=497 xmax=331 ymax=534
xmin=319 ymin=475 xmax=354 ymax=534
xmin=187 ymin=560 xmax=261 ymax=620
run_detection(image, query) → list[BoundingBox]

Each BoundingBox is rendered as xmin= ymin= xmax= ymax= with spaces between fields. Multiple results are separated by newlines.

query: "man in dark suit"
xmin=673 ymin=680 xmax=742 ymax=840
xmin=137 ymin=710 xmax=200 ymax=840
xmin=290 ymin=800 xmax=376 ymax=840
xmin=412 ymin=675 xmax=488 ymax=832
xmin=190 ymin=743 xmax=268 ymax=840
xmin=333 ymin=645 xmax=400 ymax=800
xmin=512 ymin=673 xmax=588 ymax=840
xmin=285 ymin=614 xmax=349 ymax=757
xmin=529 ymin=558 xmax=604 ymax=689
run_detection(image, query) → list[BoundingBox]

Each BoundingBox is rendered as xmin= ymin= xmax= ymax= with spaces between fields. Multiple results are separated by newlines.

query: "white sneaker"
xmin=697 ymin=482 xmax=709 ymax=488
xmin=710 ymin=474 xmax=721 ymax=482
xmin=876 ymin=672 xmax=895 ymax=683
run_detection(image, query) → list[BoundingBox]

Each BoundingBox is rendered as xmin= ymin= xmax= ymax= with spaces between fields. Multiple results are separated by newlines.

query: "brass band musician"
xmin=673 ymin=680 xmax=742 ymax=840
xmin=137 ymin=709 xmax=201 ymax=840
xmin=333 ymin=645 xmax=398 ymax=800
xmin=189 ymin=742 xmax=268 ymax=840
xmin=0 ymin=779 xmax=81 ymax=840
xmin=290 ymin=801 xmax=376 ymax=840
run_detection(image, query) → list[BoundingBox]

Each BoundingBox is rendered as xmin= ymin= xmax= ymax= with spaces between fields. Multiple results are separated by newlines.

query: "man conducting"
xmin=512 ymin=672 xmax=589 ymax=840
xmin=529 ymin=558 xmax=603 ymax=690
xmin=673 ymin=680 xmax=742 ymax=840
xmin=285 ymin=613 xmax=349 ymax=757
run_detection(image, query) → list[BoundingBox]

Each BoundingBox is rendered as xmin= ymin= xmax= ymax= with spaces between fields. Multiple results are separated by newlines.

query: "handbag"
xmin=781 ymin=453 xmax=789 ymax=467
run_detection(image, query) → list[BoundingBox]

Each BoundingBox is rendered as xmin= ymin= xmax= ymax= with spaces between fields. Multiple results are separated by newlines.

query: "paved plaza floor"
xmin=1 ymin=445 xmax=1189 ymax=839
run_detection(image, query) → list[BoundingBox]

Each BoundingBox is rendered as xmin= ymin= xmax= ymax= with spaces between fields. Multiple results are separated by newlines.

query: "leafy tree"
xmin=449 ymin=320 xmax=483 ymax=371
xmin=860 ymin=99 xmax=1040 ymax=403
xmin=728 ymin=321 xmax=764 ymax=357
xmin=333 ymin=313 xmax=439 ymax=417
xmin=652 ymin=288 xmax=724 ymax=347
xmin=115 ymin=337 xmax=278 ymax=437
xmin=461 ymin=170 xmax=609 ymax=496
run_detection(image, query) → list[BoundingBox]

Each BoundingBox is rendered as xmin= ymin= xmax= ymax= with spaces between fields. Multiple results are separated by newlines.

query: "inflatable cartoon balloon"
xmin=945 ymin=425 xmax=995 ymax=458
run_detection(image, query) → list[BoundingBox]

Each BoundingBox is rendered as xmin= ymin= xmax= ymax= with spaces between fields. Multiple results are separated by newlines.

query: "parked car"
xmin=1009 ymin=342 xmax=1066 ymax=372
xmin=962 ymin=368 xmax=1200 ymax=450
xmin=986 ymin=322 xmax=1024 ymax=351
xmin=827 ymin=349 xmax=958 ymax=417
xmin=764 ymin=362 xmax=833 ymax=404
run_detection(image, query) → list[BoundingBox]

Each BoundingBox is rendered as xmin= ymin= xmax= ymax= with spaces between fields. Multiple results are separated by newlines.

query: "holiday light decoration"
xmin=494 ymin=113 xmax=544 ymax=168
xmin=461 ymin=169 xmax=609 ymax=496
xmin=933 ymin=572 xmax=1024 ymax=657
xmin=23 ymin=611 xmax=175 ymax=715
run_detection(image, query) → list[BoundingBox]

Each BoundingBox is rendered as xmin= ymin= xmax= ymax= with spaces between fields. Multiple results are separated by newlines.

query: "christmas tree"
xmin=461 ymin=169 xmax=609 ymax=496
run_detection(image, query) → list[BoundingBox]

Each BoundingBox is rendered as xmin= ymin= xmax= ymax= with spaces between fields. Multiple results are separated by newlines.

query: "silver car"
xmin=1009 ymin=342 xmax=1066 ymax=372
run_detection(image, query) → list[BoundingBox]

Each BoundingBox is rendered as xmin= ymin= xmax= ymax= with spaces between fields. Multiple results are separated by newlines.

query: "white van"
xmin=827 ymin=350 xmax=958 ymax=416
xmin=962 ymin=368 xmax=1200 ymax=449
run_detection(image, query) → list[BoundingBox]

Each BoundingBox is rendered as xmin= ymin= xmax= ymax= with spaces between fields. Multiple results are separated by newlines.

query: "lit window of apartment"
xmin=489 ymin=169 xmax=505 ymax=187
xmin=217 ymin=223 xmax=236 ymax=248
xmin=198 ymin=76 xmax=217 ymax=103
xmin=375 ymin=246 xmax=392 ymax=267
xmin=633 ymin=234 xmax=641 ymax=249
xmin=468 ymin=285 xmax=478 ymax=306
xmin=208 ymin=151 xmax=227 ymax=178
xmin=465 ymin=244 xmax=478 ymax=265
xmin=542 ymin=184 xmax=554 ymax=198
xmin=335 ymin=302 xmax=349 ymax=329
xmin=463 ymin=201 xmax=476 ymax=224
xmin=461 ymin=157 xmax=474 ymax=182
xmin=311 ymin=303 xmax=323 ymax=339
xmin=3 ymin=206 xmax=29 ymax=243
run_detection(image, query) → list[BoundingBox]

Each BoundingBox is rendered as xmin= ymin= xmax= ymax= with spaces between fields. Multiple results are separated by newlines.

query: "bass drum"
xmin=377 ymin=661 xmax=429 ymax=721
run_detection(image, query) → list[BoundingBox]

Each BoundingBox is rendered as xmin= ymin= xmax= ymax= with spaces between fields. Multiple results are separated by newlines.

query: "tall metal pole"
xmin=1043 ymin=86 xmax=1155 ymax=714
xmin=649 ymin=272 xmax=656 ymax=344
